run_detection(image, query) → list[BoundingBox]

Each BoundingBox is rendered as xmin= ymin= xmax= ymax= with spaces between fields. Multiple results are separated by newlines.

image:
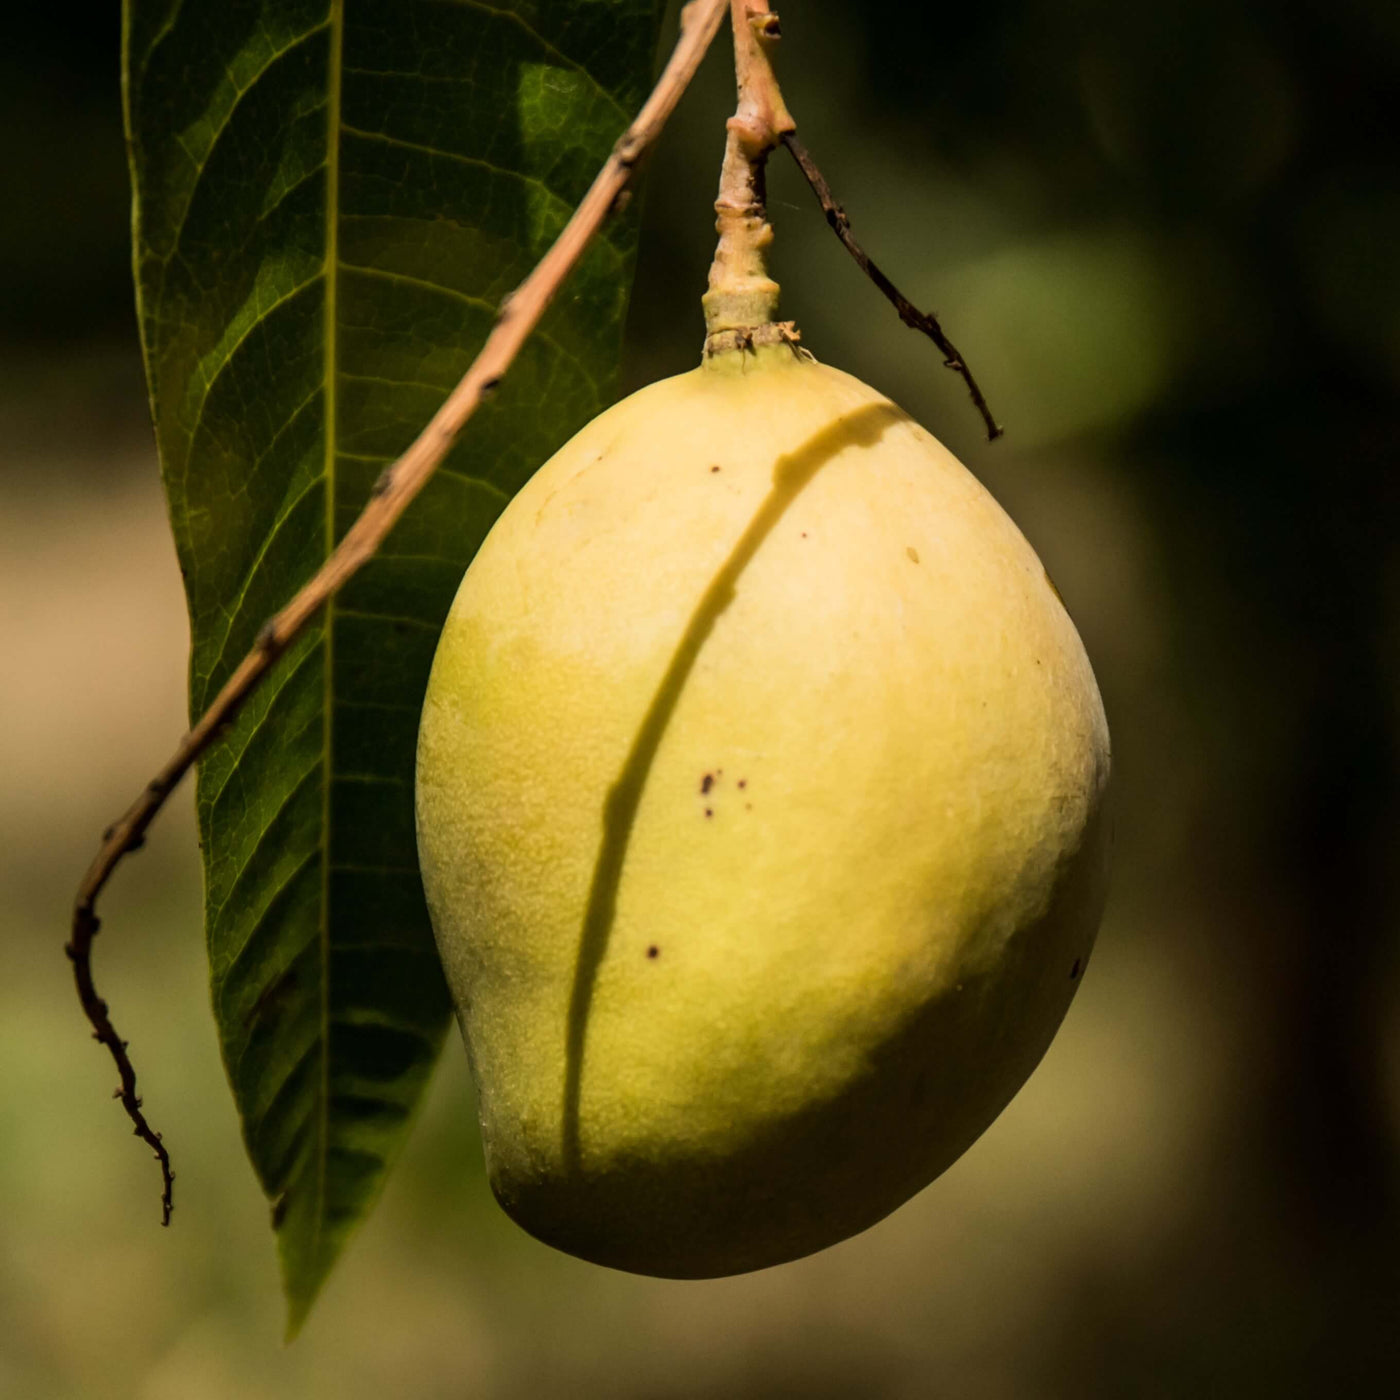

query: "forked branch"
xmin=705 ymin=5 xmax=1002 ymax=438
xmin=68 ymin=0 xmax=731 ymax=1225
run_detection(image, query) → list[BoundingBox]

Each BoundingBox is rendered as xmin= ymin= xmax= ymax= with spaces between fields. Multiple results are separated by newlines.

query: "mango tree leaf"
xmin=124 ymin=0 xmax=667 ymax=1332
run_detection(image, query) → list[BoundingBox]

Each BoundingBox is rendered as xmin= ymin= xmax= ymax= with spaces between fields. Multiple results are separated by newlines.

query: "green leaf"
xmin=124 ymin=0 xmax=667 ymax=1332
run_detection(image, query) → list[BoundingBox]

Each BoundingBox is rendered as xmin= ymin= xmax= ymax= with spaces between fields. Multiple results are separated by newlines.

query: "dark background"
xmin=3 ymin=1 xmax=1398 ymax=1394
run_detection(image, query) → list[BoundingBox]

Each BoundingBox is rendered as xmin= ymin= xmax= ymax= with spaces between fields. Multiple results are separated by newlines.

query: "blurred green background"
xmin=4 ymin=1 xmax=1399 ymax=1394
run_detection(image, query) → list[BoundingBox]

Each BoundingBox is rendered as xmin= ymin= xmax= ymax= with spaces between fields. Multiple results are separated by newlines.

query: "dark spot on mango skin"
xmin=646 ymin=945 xmax=660 ymax=959
xmin=700 ymin=773 xmax=714 ymax=795
xmin=1070 ymin=958 xmax=1082 ymax=980
xmin=906 ymin=546 xmax=920 ymax=564
xmin=704 ymin=808 xmax=713 ymax=818
xmin=738 ymin=779 xmax=747 ymax=790
xmin=710 ymin=464 xmax=721 ymax=473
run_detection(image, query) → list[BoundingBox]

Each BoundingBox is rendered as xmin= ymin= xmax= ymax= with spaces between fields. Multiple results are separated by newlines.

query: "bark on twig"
xmin=780 ymin=132 xmax=1004 ymax=441
xmin=69 ymin=0 xmax=731 ymax=1225
xmin=67 ymin=901 xmax=174 ymax=1223
xmin=702 ymin=0 xmax=793 ymax=338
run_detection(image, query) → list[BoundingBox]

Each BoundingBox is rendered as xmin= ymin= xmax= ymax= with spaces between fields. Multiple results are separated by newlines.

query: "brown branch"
xmin=67 ymin=903 xmax=174 ymax=1223
xmin=780 ymin=132 xmax=1004 ymax=442
xmin=68 ymin=0 xmax=732 ymax=1225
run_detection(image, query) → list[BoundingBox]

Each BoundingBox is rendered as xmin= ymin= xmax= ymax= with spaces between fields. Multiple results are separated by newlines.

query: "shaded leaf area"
xmin=124 ymin=0 xmax=665 ymax=1329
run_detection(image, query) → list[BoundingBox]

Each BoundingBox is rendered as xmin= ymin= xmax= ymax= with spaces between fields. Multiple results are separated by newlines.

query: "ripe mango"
xmin=415 ymin=342 xmax=1110 ymax=1277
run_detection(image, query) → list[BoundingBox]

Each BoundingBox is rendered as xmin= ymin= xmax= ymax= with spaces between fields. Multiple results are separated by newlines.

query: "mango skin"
xmin=415 ymin=344 xmax=1111 ymax=1278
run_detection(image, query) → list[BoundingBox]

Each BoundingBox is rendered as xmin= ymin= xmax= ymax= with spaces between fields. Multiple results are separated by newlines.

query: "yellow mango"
xmin=415 ymin=341 xmax=1110 ymax=1277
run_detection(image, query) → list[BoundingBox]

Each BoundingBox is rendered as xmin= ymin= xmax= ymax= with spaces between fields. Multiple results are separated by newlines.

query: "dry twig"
xmin=68 ymin=0 xmax=732 ymax=1225
xmin=780 ymin=132 xmax=1004 ymax=441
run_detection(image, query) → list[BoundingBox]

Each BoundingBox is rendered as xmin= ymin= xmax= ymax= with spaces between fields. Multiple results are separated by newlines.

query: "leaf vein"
xmin=209 ymin=760 xmax=323 ymax=929
xmin=328 ymin=862 xmax=421 ymax=876
xmin=452 ymin=0 xmax=630 ymax=120
xmin=198 ymin=436 xmax=326 ymax=686
xmin=184 ymin=277 xmax=324 ymax=469
xmin=339 ymin=121 xmax=591 ymax=215
xmin=162 ymin=21 xmax=333 ymax=267
xmin=333 ymin=606 xmax=439 ymax=632
xmin=334 ymin=264 xmax=601 ymax=392
xmin=200 ymin=643 xmax=322 ymax=807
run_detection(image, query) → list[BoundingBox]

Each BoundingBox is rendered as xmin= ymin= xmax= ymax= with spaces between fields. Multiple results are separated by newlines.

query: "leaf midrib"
xmin=313 ymin=0 xmax=345 ymax=1296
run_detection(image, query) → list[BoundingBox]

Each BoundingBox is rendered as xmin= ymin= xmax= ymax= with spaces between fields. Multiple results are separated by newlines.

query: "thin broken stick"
xmin=781 ymin=131 xmax=1003 ymax=441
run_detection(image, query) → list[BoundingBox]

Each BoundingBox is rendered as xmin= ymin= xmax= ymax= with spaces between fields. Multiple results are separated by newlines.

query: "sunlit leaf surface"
xmin=124 ymin=0 xmax=665 ymax=1330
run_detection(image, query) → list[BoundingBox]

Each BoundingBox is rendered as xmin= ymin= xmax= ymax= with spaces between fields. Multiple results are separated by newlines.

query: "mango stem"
xmin=702 ymin=2 xmax=796 ymax=340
